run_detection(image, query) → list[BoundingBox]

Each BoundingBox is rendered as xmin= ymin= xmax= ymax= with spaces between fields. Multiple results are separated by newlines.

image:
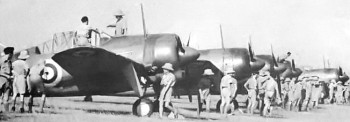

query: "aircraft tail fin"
xmin=123 ymin=62 xmax=144 ymax=97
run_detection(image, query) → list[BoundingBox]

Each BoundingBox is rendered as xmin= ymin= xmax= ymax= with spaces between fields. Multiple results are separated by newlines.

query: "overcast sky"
xmin=1 ymin=0 xmax=350 ymax=72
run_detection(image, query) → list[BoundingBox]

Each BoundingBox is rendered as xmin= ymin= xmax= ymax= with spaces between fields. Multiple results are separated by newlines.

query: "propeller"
xmin=292 ymin=59 xmax=296 ymax=71
xmin=186 ymin=33 xmax=191 ymax=47
xmin=271 ymin=45 xmax=278 ymax=67
xmin=248 ymin=36 xmax=256 ymax=62
xmin=339 ymin=66 xmax=343 ymax=76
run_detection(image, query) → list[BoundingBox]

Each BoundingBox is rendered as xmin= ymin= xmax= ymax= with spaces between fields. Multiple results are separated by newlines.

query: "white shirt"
xmin=76 ymin=23 xmax=92 ymax=38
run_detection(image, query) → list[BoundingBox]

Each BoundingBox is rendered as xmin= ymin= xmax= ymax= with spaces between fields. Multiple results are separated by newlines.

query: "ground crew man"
xmin=261 ymin=71 xmax=281 ymax=117
xmin=328 ymin=79 xmax=337 ymax=104
xmin=0 ymin=47 xmax=14 ymax=112
xmin=301 ymin=77 xmax=312 ymax=111
xmin=8 ymin=50 xmax=30 ymax=113
xmin=107 ymin=9 xmax=127 ymax=37
xmin=310 ymin=77 xmax=322 ymax=109
xmin=278 ymin=52 xmax=291 ymax=63
xmin=286 ymin=77 xmax=296 ymax=111
xmin=159 ymin=63 xmax=178 ymax=118
xmin=281 ymin=78 xmax=291 ymax=109
xmin=198 ymin=69 xmax=215 ymax=112
xmin=220 ymin=69 xmax=237 ymax=117
xmin=344 ymin=80 xmax=350 ymax=104
xmin=291 ymin=77 xmax=305 ymax=111
xmin=257 ymin=71 xmax=269 ymax=116
xmin=75 ymin=16 xmax=100 ymax=47
xmin=335 ymin=81 xmax=345 ymax=104
xmin=244 ymin=72 xmax=258 ymax=115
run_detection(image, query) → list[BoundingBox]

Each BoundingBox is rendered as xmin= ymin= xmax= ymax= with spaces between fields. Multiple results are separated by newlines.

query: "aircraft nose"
xmin=250 ymin=58 xmax=265 ymax=72
xmin=274 ymin=63 xmax=288 ymax=73
xmin=339 ymin=73 xmax=349 ymax=82
xmin=179 ymin=47 xmax=200 ymax=66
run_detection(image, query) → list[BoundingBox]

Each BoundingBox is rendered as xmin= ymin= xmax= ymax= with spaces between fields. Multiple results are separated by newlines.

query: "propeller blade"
xmin=292 ymin=59 xmax=296 ymax=71
xmin=175 ymin=36 xmax=185 ymax=53
xmin=219 ymin=24 xmax=225 ymax=50
xmin=271 ymin=45 xmax=278 ymax=67
xmin=339 ymin=66 xmax=343 ymax=76
xmin=140 ymin=4 xmax=147 ymax=38
xmin=248 ymin=42 xmax=255 ymax=62
xmin=186 ymin=33 xmax=191 ymax=47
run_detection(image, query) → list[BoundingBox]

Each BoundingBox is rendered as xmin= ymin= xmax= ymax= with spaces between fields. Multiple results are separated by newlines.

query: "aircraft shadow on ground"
xmin=84 ymin=109 xmax=131 ymax=115
xmin=71 ymin=100 xmax=133 ymax=105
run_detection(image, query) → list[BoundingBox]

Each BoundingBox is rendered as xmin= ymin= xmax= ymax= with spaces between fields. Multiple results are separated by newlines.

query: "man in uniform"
xmin=328 ymin=79 xmax=337 ymax=104
xmin=261 ymin=71 xmax=281 ymax=117
xmin=278 ymin=52 xmax=291 ymax=63
xmin=8 ymin=50 xmax=30 ymax=113
xmin=291 ymin=77 xmax=306 ymax=111
xmin=344 ymin=80 xmax=350 ymax=104
xmin=220 ymin=69 xmax=237 ymax=117
xmin=286 ymin=77 xmax=296 ymax=111
xmin=281 ymin=78 xmax=291 ymax=109
xmin=159 ymin=63 xmax=178 ymax=118
xmin=301 ymin=77 xmax=312 ymax=111
xmin=75 ymin=16 xmax=100 ymax=47
xmin=310 ymin=77 xmax=322 ymax=109
xmin=0 ymin=47 xmax=14 ymax=112
xmin=107 ymin=9 xmax=127 ymax=37
xmin=244 ymin=72 xmax=258 ymax=115
xmin=335 ymin=81 xmax=345 ymax=104
xmin=198 ymin=69 xmax=215 ymax=112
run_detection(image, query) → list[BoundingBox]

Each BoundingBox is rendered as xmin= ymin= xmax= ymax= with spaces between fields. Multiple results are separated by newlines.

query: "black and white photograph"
xmin=0 ymin=0 xmax=350 ymax=122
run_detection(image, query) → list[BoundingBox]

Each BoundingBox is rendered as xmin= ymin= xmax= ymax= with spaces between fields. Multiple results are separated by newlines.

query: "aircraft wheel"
xmin=132 ymin=98 xmax=154 ymax=117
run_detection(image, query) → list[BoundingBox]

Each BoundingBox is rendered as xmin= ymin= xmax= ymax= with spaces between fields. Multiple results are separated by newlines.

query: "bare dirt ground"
xmin=1 ymin=94 xmax=350 ymax=122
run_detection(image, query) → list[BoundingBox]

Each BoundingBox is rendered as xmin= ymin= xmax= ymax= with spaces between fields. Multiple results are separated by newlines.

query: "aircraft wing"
xmin=35 ymin=47 xmax=149 ymax=97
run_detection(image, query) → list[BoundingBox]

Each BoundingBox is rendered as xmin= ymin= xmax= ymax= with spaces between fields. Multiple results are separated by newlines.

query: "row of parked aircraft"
xmin=1 ymin=5 xmax=348 ymax=117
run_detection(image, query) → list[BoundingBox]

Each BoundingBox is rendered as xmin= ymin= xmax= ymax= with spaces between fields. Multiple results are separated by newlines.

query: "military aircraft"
xmin=176 ymin=30 xmax=266 ymax=113
xmin=6 ymin=4 xmax=200 ymax=117
xmin=22 ymin=34 xmax=199 ymax=116
xmin=299 ymin=67 xmax=349 ymax=83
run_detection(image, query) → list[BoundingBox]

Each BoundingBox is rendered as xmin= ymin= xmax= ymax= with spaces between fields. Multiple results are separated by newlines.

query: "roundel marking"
xmin=42 ymin=59 xmax=63 ymax=87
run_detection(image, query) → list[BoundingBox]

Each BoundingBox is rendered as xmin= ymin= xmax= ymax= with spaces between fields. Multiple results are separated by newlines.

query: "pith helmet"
xmin=113 ymin=9 xmax=125 ymax=16
xmin=203 ymin=69 xmax=214 ymax=75
xmin=162 ymin=63 xmax=174 ymax=71
xmin=18 ymin=50 xmax=30 ymax=59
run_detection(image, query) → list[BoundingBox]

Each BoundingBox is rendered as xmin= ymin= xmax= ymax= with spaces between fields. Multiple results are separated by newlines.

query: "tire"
xmin=132 ymin=98 xmax=154 ymax=117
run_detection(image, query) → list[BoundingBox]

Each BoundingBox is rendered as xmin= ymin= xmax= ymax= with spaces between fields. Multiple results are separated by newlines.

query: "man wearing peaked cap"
xmin=159 ymin=63 xmax=178 ymax=118
xmin=198 ymin=69 xmax=215 ymax=113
